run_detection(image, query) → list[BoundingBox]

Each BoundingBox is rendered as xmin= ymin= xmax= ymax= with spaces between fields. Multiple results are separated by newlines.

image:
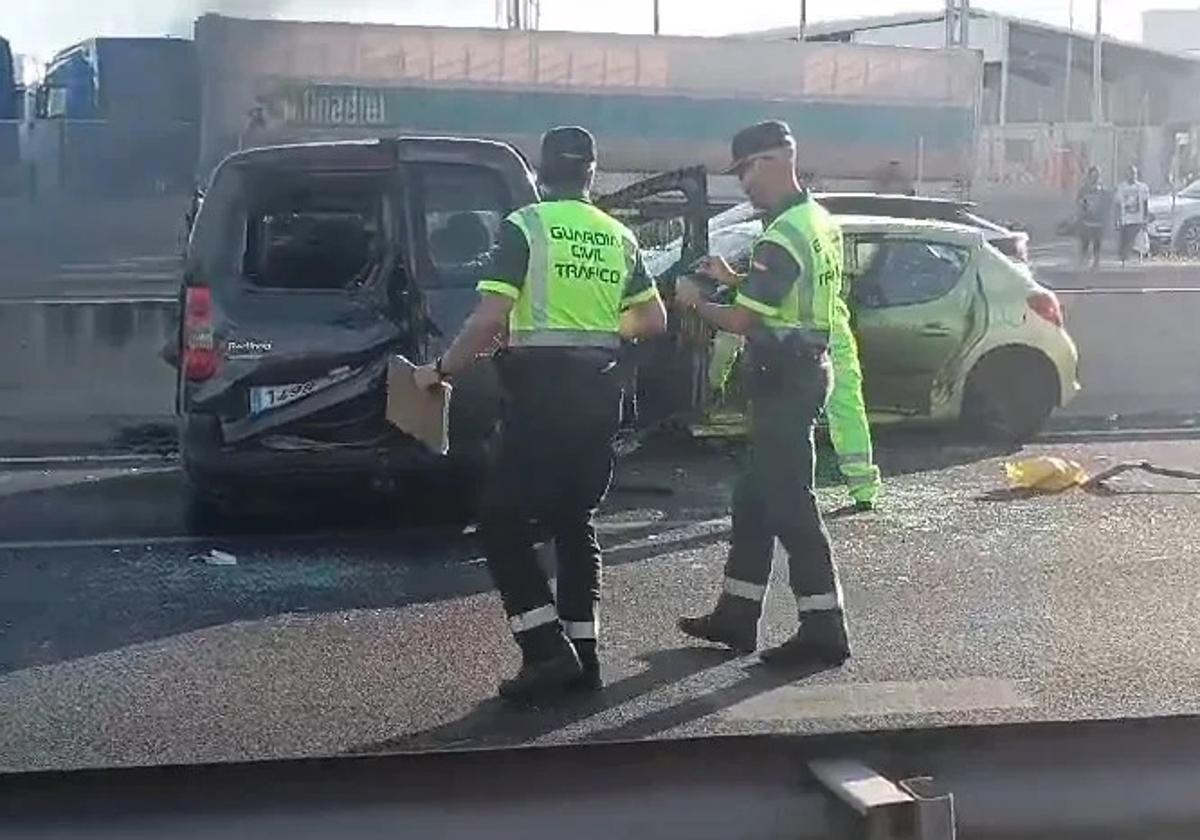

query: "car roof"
xmin=815 ymin=191 xmax=974 ymax=210
xmin=835 ymin=214 xmax=987 ymax=245
xmin=222 ymin=136 xmax=528 ymax=172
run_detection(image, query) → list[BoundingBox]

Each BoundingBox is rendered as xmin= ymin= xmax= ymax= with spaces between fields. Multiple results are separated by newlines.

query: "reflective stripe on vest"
xmin=756 ymin=199 xmax=844 ymax=334
xmin=504 ymin=200 xmax=636 ymax=349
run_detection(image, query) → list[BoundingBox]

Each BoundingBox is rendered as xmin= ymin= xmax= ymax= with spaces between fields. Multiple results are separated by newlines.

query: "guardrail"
xmin=6 ymin=716 xmax=1200 ymax=838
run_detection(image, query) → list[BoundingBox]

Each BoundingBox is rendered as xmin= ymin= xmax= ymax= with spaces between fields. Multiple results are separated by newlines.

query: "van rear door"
xmin=183 ymin=151 xmax=410 ymax=444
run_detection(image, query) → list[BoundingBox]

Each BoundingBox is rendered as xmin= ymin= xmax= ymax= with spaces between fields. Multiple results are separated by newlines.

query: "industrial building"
xmin=747 ymin=9 xmax=1200 ymax=192
xmin=1143 ymin=7 xmax=1200 ymax=57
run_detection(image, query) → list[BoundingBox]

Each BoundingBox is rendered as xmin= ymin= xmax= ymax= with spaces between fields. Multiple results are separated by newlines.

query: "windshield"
xmin=7 ymin=1 xmax=1200 ymax=804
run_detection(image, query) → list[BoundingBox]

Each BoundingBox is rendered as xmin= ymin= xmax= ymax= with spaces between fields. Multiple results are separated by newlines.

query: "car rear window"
xmin=240 ymin=173 xmax=386 ymax=291
xmin=853 ymin=238 xmax=971 ymax=308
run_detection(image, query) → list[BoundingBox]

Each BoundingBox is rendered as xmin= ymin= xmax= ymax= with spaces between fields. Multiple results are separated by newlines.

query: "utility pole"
xmin=1092 ymin=0 xmax=1103 ymax=128
xmin=653 ymin=0 xmax=661 ymax=35
xmin=500 ymin=0 xmax=540 ymax=31
xmin=945 ymin=0 xmax=970 ymax=48
xmin=799 ymin=0 xmax=807 ymax=41
xmin=1063 ymin=0 xmax=1074 ymax=124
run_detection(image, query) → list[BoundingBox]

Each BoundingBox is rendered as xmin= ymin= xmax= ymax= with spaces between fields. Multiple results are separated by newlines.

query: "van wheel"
xmin=183 ymin=475 xmax=236 ymax=534
xmin=962 ymin=348 xmax=1058 ymax=444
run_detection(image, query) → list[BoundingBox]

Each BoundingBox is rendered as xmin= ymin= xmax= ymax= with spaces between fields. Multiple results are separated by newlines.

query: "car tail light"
xmin=1028 ymin=290 xmax=1063 ymax=327
xmin=183 ymin=286 xmax=218 ymax=382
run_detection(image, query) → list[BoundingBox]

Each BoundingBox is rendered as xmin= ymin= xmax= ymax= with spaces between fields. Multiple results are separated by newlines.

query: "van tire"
xmin=183 ymin=481 xmax=233 ymax=533
xmin=962 ymin=348 xmax=1058 ymax=444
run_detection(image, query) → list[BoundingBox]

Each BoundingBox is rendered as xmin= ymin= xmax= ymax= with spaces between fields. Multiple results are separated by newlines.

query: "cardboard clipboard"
xmin=385 ymin=355 xmax=451 ymax=455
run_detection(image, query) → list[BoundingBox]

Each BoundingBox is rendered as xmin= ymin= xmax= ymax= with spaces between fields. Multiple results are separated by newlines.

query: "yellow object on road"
xmin=1005 ymin=456 xmax=1089 ymax=492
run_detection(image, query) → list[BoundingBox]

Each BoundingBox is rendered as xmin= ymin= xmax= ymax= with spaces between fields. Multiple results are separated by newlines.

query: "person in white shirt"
xmin=1114 ymin=165 xmax=1150 ymax=265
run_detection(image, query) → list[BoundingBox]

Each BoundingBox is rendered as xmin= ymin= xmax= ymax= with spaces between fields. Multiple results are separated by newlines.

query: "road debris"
xmin=1005 ymin=456 xmax=1200 ymax=495
xmin=192 ymin=549 xmax=238 ymax=566
xmin=1006 ymin=456 xmax=1089 ymax=492
xmin=1084 ymin=460 xmax=1200 ymax=491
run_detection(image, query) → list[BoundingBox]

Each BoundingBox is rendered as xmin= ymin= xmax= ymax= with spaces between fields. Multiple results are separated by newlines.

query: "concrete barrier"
xmin=0 ymin=290 xmax=1197 ymax=456
xmin=1058 ymin=288 xmax=1200 ymax=419
xmin=0 ymin=299 xmax=177 ymax=454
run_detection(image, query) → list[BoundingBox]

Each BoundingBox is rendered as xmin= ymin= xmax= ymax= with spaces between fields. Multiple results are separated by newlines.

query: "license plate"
xmin=249 ymin=366 xmax=357 ymax=415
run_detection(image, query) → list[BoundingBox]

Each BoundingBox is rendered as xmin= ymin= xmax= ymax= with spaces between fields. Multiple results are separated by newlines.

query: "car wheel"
xmin=1176 ymin=219 xmax=1200 ymax=259
xmin=962 ymin=348 xmax=1059 ymax=444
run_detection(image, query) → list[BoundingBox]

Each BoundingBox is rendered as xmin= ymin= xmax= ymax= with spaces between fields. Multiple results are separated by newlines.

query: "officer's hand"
xmin=694 ymin=255 xmax=740 ymax=288
xmin=413 ymin=364 xmax=442 ymax=390
xmin=674 ymin=277 xmax=703 ymax=309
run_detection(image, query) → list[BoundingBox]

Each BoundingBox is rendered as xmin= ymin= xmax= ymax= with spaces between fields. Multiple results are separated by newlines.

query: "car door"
xmin=848 ymin=233 xmax=976 ymax=415
xmin=595 ymin=167 xmax=711 ymax=429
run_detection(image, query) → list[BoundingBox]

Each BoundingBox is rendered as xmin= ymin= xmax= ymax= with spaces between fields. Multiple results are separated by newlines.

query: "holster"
xmin=745 ymin=331 xmax=825 ymax=397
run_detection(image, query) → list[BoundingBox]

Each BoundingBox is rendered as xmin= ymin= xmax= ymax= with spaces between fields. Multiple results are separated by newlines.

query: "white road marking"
xmin=0 ymin=517 xmax=720 ymax=553
xmin=1 ymin=296 xmax=176 ymax=306
xmin=0 ymin=453 xmax=177 ymax=467
xmin=724 ymin=677 xmax=1033 ymax=721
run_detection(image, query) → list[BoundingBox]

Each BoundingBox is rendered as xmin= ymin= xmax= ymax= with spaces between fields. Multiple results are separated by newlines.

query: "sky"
xmin=5 ymin=0 xmax=1200 ymax=66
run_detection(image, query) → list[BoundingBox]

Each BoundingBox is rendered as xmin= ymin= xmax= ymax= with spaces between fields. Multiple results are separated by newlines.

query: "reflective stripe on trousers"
xmin=508 ymin=603 xmax=559 ymax=634
xmin=563 ymin=619 xmax=598 ymax=640
xmin=724 ymin=576 xmax=767 ymax=602
xmin=796 ymin=579 xmax=844 ymax=614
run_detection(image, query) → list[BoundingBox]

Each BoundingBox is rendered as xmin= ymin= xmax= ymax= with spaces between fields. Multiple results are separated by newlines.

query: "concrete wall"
xmin=196 ymin=16 xmax=982 ymax=184
xmin=1059 ymin=289 xmax=1200 ymax=419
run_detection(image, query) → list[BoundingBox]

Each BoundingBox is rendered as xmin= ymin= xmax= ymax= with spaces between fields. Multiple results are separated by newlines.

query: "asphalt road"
xmin=3 ymin=436 xmax=1200 ymax=772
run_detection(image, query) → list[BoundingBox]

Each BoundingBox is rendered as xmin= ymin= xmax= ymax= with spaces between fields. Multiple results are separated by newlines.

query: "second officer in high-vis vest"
xmin=673 ymin=120 xmax=851 ymax=666
xmin=415 ymin=126 xmax=667 ymax=702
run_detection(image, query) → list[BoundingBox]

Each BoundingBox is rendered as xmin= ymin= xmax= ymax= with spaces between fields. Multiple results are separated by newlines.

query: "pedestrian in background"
xmin=1076 ymin=165 xmax=1109 ymax=270
xmin=414 ymin=126 xmax=667 ymax=702
xmin=674 ymin=120 xmax=851 ymax=667
xmin=1114 ymin=164 xmax=1150 ymax=266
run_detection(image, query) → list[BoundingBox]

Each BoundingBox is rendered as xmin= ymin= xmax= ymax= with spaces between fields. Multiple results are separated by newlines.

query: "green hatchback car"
xmin=647 ymin=210 xmax=1081 ymax=442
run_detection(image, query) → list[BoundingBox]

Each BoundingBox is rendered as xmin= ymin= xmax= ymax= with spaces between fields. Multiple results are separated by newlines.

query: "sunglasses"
xmin=733 ymin=150 xmax=784 ymax=178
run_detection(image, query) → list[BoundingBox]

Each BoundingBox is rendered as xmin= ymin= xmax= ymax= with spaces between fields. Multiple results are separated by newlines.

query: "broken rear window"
xmin=241 ymin=173 xmax=385 ymax=291
xmin=414 ymin=163 xmax=511 ymax=287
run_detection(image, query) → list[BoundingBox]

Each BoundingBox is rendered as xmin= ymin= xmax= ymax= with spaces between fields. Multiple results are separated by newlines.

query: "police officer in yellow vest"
xmin=415 ymin=126 xmax=667 ymax=701
xmin=674 ymin=121 xmax=850 ymax=666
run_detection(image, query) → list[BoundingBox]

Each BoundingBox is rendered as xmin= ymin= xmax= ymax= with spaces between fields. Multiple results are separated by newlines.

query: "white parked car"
xmin=1147 ymin=179 xmax=1200 ymax=257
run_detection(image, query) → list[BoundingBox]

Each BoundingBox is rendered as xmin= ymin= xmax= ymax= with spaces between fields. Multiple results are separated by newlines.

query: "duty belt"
xmin=767 ymin=327 xmax=830 ymax=349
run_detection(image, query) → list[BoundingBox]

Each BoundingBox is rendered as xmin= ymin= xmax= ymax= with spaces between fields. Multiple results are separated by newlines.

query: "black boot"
xmin=567 ymin=639 xmax=603 ymax=692
xmin=760 ymin=611 xmax=851 ymax=668
xmin=678 ymin=594 xmax=761 ymax=654
xmin=499 ymin=625 xmax=583 ymax=703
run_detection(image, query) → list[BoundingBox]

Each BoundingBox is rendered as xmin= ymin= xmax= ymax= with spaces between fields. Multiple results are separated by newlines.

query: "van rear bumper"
xmin=179 ymin=413 xmax=448 ymax=491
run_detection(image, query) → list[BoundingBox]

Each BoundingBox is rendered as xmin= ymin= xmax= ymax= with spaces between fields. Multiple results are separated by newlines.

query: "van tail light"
xmin=1028 ymin=290 xmax=1064 ymax=327
xmin=183 ymin=286 xmax=219 ymax=382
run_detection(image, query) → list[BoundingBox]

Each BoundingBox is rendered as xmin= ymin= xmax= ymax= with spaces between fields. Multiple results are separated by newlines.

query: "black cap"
xmin=724 ymin=120 xmax=795 ymax=175
xmin=541 ymin=125 xmax=597 ymax=167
